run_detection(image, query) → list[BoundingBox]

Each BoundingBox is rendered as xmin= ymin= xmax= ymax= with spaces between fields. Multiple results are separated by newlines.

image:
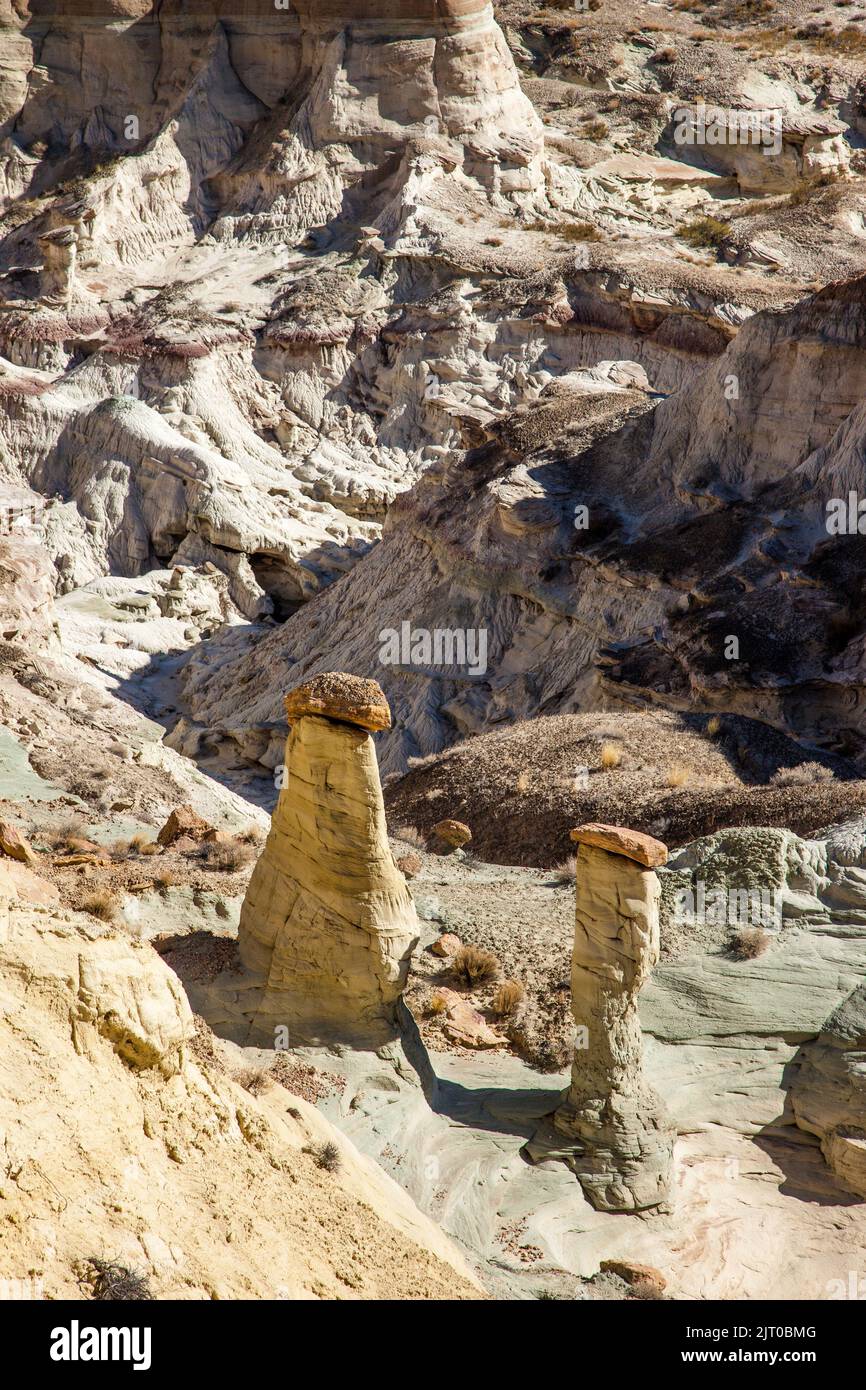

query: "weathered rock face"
xmin=528 ymin=827 xmax=674 ymax=1212
xmin=790 ymin=983 xmax=866 ymax=1200
xmin=238 ymin=678 xmax=419 ymax=1046
xmin=36 ymin=225 xmax=77 ymax=305
xmin=181 ymin=274 xmax=866 ymax=781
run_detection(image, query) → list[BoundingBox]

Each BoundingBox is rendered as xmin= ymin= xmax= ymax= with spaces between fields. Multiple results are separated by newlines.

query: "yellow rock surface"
xmin=239 ymin=714 xmax=418 ymax=1046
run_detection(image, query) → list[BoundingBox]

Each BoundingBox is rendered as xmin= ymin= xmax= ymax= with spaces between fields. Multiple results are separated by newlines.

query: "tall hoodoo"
xmin=527 ymin=823 xmax=675 ymax=1212
xmin=238 ymin=672 xmax=419 ymax=1047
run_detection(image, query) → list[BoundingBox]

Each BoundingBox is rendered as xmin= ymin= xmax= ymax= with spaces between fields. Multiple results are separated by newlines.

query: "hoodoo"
xmin=527 ymin=823 xmax=675 ymax=1212
xmin=238 ymin=673 xmax=419 ymax=1047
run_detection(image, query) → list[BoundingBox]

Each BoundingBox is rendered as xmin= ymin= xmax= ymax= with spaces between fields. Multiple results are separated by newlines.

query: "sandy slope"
xmin=0 ymin=891 xmax=481 ymax=1301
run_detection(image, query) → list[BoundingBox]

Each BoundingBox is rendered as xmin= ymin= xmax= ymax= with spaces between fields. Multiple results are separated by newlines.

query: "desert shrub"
xmin=311 ymin=1141 xmax=341 ymax=1174
xmin=729 ymin=927 xmax=770 ymax=960
xmin=551 ymin=856 xmax=577 ymax=884
xmin=427 ymin=991 xmax=448 ymax=1016
xmin=580 ymin=118 xmax=609 ymax=140
xmin=517 ymin=770 xmax=531 ymax=793
xmin=46 ymin=818 xmax=88 ymax=850
xmin=561 ymin=221 xmax=602 ymax=242
xmin=677 ymin=216 xmax=731 ymax=250
xmin=771 ymin=762 xmax=834 ymax=787
xmin=788 ymin=170 xmax=841 ymax=206
xmin=706 ymin=715 xmax=722 ymax=738
xmin=394 ymin=824 xmax=426 ymax=849
xmin=154 ymin=869 xmax=179 ymax=892
xmin=600 ymin=742 xmax=622 ymax=770
xmin=235 ymin=1066 xmax=271 ymax=1096
xmin=492 ymin=980 xmax=525 ymax=1018
xmin=450 ymin=944 xmax=501 ymax=987
xmin=199 ymin=839 xmax=257 ymax=872
xmin=653 ymin=46 xmax=677 ymax=62
xmin=86 ymin=1258 xmax=154 ymax=1301
xmin=630 ymin=1280 xmax=666 ymax=1301
xmin=666 ymin=763 xmax=691 ymax=788
xmin=80 ymin=889 xmax=118 ymax=923
xmin=236 ymin=824 xmax=265 ymax=845
xmin=140 ymin=842 xmax=161 ymax=856
xmin=112 ymin=833 xmax=149 ymax=856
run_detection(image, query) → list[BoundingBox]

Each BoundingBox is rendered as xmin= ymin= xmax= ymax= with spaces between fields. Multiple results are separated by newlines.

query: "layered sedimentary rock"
xmin=527 ymin=824 xmax=674 ymax=1212
xmin=790 ymin=983 xmax=866 ymax=1200
xmin=238 ymin=674 xmax=419 ymax=1046
xmin=183 ymin=275 xmax=866 ymax=780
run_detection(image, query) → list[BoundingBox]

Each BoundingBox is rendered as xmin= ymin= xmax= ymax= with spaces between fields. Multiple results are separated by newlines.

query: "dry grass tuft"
xmin=394 ymin=824 xmax=426 ymax=849
xmin=199 ymin=839 xmax=257 ymax=872
xmin=450 ymin=944 xmax=501 ymax=987
xmin=491 ymin=979 xmax=525 ymax=1018
xmin=310 ymin=1140 xmax=342 ymax=1174
xmin=729 ymin=927 xmax=770 ymax=960
xmin=771 ymin=763 xmax=834 ymax=787
xmin=235 ymin=1065 xmax=271 ymax=1096
xmin=706 ymin=715 xmax=722 ymax=738
xmin=551 ymin=855 xmax=577 ymax=884
xmin=599 ymin=742 xmax=622 ymax=770
xmin=112 ymin=833 xmax=150 ymax=856
xmin=677 ymin=216 xmax=731 ymax=251
xmin=80 ymin=889 xmax=119 ymax=922
xmin=665 ymin=763 xmax=692 ymax=789
xmin=427 ymin=991 xmax=448 ymax=1016
xmin=236 ymin=824 xmax=265 ymax=845
xmin=85 ymin=1257 xmax=154 ymax=1301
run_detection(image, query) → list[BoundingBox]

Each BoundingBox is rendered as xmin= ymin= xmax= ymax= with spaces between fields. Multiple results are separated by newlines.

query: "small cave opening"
xmin=249 ymin=554 xmax=305 ymax=622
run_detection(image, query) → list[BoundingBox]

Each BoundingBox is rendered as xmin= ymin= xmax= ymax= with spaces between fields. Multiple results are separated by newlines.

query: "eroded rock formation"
xmin=238 ymin=673 xmax=419 ymax=1047
xmin=527 ymin=823 xmax=674 ymax=1212
xmin=790 ymin=982 xmax=866 ymax=1200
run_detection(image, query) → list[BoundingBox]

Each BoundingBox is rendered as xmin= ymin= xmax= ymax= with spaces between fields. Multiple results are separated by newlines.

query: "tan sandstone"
xmin=156 ymin=804 xmax=214 ymax=847
xmin=238 ymin=675 xmax=418 ymax=1047
xmin=527 ymin=826 xmax=674 ymax=1211
xmin=0 ymin=819 xmax=37 ymax=865
xmin=284 ymin=672 xmax=391 ymax=733
xmin=432 ymin=819 xmax=472 ymax=849
xmin=570 ymin=823 xmax=668 ymax=868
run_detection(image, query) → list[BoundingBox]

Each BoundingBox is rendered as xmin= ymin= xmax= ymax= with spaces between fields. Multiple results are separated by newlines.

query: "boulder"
xmin=156 ymin=805 xmax=214 ymax=847
xmin=0 ymin=820 xmax=37 ymax=866
xmin=599 ymin=1260 xmax=667 ymax=1297
xmin=431 ymin=932 xmax=462 ymax=958
xmin=0 ymin=857 xmax=59 ymax=907
xmin=74 ymin=939 xmax=195 ymax=1077
xmin=397 ymin=851 xmax=422 ymax=879
xmin=432 ymin=819 xmax=472 ymax=850
xmin=238 ymin=676 xmax=419 ymax=1047
xmin=436 ymin=987 xmax=504 ymax=1050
